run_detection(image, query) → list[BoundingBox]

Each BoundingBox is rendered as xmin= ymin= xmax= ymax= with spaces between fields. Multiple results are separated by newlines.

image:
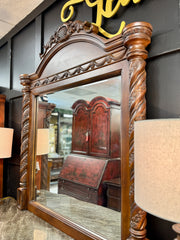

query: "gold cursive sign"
xmin=61 ymin=0 xmax=142 ymax=38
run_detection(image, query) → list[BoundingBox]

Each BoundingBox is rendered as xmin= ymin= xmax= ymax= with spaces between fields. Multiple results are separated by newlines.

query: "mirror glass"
xmin=35 ymin=76 xmax=121 ymax=240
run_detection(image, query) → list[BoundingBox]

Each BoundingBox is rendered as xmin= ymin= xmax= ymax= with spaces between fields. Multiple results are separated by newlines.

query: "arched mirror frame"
xmin=17 ymin=20 xmax=152 ymax=240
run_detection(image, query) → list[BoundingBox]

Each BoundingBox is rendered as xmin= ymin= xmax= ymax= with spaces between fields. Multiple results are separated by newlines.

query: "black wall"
xmin=0 ymin=0 xmax=179 ymax=239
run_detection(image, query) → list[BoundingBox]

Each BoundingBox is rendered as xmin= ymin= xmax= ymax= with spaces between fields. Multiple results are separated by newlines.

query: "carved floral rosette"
xmin=123 ymin=22 xmax=152 ymax=239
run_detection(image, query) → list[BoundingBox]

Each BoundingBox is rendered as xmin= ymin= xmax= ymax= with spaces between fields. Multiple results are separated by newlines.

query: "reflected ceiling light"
xmin=51 ymin=112 xmax=58 ymax=116
xmin=63 ymin=114 xmax=73 ymax=118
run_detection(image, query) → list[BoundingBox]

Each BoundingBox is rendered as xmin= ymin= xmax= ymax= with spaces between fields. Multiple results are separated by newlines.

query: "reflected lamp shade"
xmin=36 ymin=129 xmax=49 ymax=155
xmin=0 ymin=128 xmax=14 ymax=158
xmin=134 ymin=119 xmax=180 ymax=223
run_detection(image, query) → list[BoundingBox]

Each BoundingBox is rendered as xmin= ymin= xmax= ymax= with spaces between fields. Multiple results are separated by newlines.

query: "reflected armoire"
xmin=58 ymin=96 xmax=121 ymax=205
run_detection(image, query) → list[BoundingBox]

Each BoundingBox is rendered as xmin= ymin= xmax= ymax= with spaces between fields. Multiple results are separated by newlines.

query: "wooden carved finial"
xmin=20 ymin=74 xmax=31 ymax=92
xmin=122 ymin=22 xmax=152 ymax=240
xmin=123 ymin=22 xmax=152 ymax=60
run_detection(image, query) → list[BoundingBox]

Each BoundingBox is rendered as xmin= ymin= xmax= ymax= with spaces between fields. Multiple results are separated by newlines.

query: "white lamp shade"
xmin=36 ymin=129 xmax=49 ymax=155
xmin=0 ymin=128 xmax=14 ymax=158
xmin=134 ymin=119 xmax=180 ymax=223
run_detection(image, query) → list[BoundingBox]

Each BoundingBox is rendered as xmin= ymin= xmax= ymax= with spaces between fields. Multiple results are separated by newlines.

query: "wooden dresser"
xmin=104 ymin=178 xmax=121 ymax=211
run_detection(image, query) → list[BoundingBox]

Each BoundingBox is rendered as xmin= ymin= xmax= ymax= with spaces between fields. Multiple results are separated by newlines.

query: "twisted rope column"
xmin=123 ymin=22 xmax=152 ymax=240
xmin=17 ymin=74 xmax=31 ymax=210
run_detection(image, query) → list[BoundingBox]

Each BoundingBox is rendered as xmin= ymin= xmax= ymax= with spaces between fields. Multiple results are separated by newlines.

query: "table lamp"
xmin=36 ymin=128 xmax=49 ymax=173
xmin=0 ymin=127 xmax=14 ymax=198
xmin=134 ymin=119 xmax=180 ymax=239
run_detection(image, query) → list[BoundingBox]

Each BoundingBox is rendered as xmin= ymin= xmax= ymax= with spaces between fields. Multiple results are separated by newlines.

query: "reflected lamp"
xmin=0 ymin=127 xmax=14 ymax=158
xmin=134 ymin=119 xmax=180 ymax=238
xmin=36 ymin=129 xmax=49 ymax=156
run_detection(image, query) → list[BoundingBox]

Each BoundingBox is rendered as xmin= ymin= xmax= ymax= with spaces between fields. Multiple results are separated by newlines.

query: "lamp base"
xmin=128 ymin=227 xmax=148 ymax=240
xmin=172 ymin=224 xmax=180 ymax=240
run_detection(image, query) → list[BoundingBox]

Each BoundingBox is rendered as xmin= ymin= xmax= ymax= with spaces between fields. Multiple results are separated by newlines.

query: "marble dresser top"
xmin=37 ymin=190 xmax=121 ymax=240
xmin=0 ymin=197 xmax=74 ymax=240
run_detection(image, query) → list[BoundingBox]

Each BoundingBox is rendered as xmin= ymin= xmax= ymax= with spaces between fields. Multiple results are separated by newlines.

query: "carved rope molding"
xmin=17 ymin=74 xmax=31 ymax=210
xmin=123 ymin=22 xmax=153 ymax=240
xmin=32 ymin=50 xmax=126 ymax=89
xmin=40 ymin=20 xmax=98 ymax=59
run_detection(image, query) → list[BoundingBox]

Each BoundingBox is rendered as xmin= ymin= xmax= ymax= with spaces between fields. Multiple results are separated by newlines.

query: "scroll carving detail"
xmin=33 ymin=50 xmax=126 ymax=89
xmin=40 ymin=20 xmax=98 ymax=59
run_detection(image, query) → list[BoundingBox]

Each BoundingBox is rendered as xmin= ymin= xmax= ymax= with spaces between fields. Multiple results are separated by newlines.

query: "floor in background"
xmin=50 ymin=181 xmax=58 ymax=194
xmin=0 ymin=197 xmax=74 ymax=240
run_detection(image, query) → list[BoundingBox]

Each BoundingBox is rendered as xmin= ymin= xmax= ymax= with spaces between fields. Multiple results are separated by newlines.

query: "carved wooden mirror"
xmin=17 ymin=20 xmax=152 ymax=240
